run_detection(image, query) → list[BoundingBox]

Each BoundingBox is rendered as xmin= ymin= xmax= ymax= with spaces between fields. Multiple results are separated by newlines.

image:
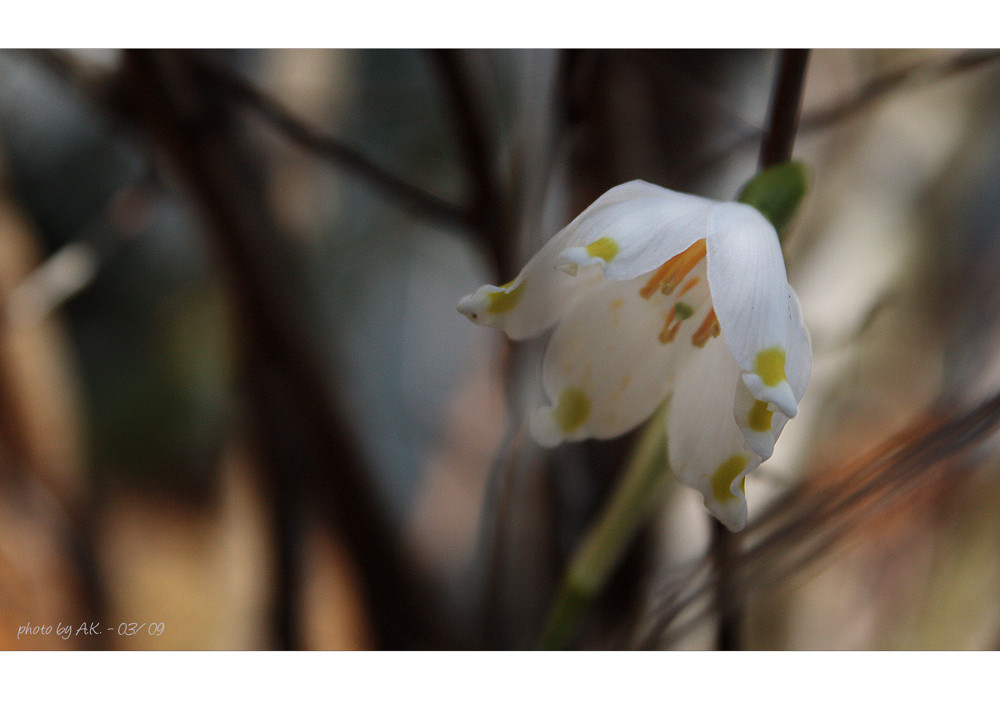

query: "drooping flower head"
xmin=458 ymin=180 xmax=811 ymax=531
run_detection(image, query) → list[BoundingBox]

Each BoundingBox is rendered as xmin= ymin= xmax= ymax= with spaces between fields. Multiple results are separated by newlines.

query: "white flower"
xmin=458 ymin=180 xmax=811 ymax=531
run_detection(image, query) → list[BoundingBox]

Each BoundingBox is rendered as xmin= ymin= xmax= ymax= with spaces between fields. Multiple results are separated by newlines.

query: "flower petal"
xmin=782 ymin=286 xmax=812 ymax=399
xmin=529 ymin=272 xmax=706 ymax=446
xmin=733 ymin=285 xmax=811 ymax=458
xmin=457 ymin=254 xmax=602 ymax=344
xmin=556 ymin=180 xmax=716 ymax=281
xmin=456 ymin=181 xmax=680 ymax=339
xmin=706 ymin=202 xmax=808 ymax=418
xmin=667 ymin=336 xmax=762 ymax=532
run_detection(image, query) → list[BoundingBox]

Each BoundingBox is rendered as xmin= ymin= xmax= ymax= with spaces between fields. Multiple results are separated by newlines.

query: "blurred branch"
xmin=26 ymin=49 xmax=480 ymax=237
xmin=0 ymin=353 xmax=106 ymax=634
xmin=798 ymin=49 xmax=1000 ymax=133
xmin=20 ymin=49 xmax=115 ymax=102
xmin=478 ymin=418 xmax=525 ymax=648
xmin=0 ymin=142 xmax=109 ymax=645
xmin=426 ymin=50 xmax=511 ymax=278
xmin=184 ymin=51 xmax=477 ymax=235
xmin=113 ymin=49 xmax=441 ymax=649
xmin=633 ymin=51 xmax=764 ymax=139
xmin=421 ymin=55 xmax=527 ymax=640
xmin=686 ymin=49 xmax=1000 ymax=181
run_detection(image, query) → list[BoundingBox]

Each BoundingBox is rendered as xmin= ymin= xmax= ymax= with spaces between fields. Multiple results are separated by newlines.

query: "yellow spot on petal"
xmin=486 ymin=279 xmax=526 ymax=314
xmin=754 ymin=347 xmax=787 ymax=387
xmin=585 ymin=236 xmax=619 ymax=262
xmin=610 ymin=298 xmax=625 ymax=310
xmin=711 ymin=455 xmax=747 ymax=503
xmin=552 ymin=387 xmax=591 ymax=434
xmin=748 ymin=400 xmax=773 ymax=432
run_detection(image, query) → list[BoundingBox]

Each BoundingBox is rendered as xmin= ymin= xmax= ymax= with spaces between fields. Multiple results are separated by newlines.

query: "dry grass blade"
xmin=635 ymin=390 xmax=1000 ymax=648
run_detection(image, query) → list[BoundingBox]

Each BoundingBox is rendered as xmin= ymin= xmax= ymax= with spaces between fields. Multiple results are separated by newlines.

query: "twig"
xmin=759 ymin=50 xmax=810 ymax=169
xmin=798 ymin=49 xmax=1000 ymax=134
xmin=185 ymin=50 xmax=476 ymax=235
xmin=116 ymin=50 xmax=441 ymax=649
xmin=637 ymin=389 xmax=1000 ymax=649
xmin=425 ymin=51 xmax=510 ymax=274
xmin=23 ymin=49 xmax=476 ymax=237
xmin=477 ymin=417 xmax=525 ymax=649
xmin=0 ymin=134 xmax=110 ymax=646
xmin=685 ymin=49 xmax=1000 ymax=182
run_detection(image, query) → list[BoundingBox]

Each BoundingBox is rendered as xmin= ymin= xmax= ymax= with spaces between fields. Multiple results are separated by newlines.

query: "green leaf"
xmin=736 ymin=161 xmax=809 ymax=240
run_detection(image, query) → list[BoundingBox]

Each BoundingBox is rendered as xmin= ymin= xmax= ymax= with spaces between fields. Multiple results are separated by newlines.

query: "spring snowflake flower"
xmin=458 ymin=180 xmax=811 ymax=531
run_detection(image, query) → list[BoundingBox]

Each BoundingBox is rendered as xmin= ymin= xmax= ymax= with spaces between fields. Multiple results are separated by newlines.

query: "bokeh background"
xmin=1 ymin=48 xmax=1000 ymax=650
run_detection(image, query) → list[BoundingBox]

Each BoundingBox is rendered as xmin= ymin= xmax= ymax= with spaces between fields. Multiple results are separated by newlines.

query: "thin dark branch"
xmin=638 ymin=389 xmax=1000 ymax=649
xmin=708 ymin=517 xmax=740 ymax=649
xmin=23 ymin=49 xmax=476 ymax=236
xmin=684 ymin=49 xmax=1000 ymax=182
xmin=184 ymin=50 xmax=476 ymax=234
xmin=799 ymin=48 xmax=1000 ymax=134
xmin=759 ymin=50 xmax=810 ymax=169
xmin=633 ymin=51 xmax=765 ymax=139
xmin=478 ymin=419 xmax=525 ymax=648
xmin=116 ymin=49 xmax=442 ymax=649
xmin=426 ymin=53 xmax=498 ymax=214
xmin=426 ymin=50 xmax=511 ymax=279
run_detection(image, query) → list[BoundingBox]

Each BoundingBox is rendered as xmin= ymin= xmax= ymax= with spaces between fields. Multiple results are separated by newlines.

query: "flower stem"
xmin=759 ymin=50 xmax=810 ymax=169
xmin=712 ymin=48 xmax=811 ymax=652
xmin=538 ymin=51 xmax=812 ymax=651
xmin=539 ymin=406 xmax=670 ymax=649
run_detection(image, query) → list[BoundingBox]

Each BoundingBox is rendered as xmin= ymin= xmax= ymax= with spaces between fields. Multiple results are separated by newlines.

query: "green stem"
xmin=539 ymin=406 xmax=670 ymax=649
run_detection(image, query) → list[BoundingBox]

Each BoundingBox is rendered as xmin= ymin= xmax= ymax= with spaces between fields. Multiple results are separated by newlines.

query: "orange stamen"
xmin=660 ymin=320 xmax=683 ymax=344
xmin=661 ymin=239 xmax=706 ymax=295
xmin=691 ymin=308 xmax=721 ymax=348
xmin=678 ymin=275 xmax=700 ymax=296
xmin=658 ymin=310 xmax=677 ymax=343
xmin=640 ymin=259 xmax=680 ymax=299
xmin=638 ymin=240 xmax=707 ymax=299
